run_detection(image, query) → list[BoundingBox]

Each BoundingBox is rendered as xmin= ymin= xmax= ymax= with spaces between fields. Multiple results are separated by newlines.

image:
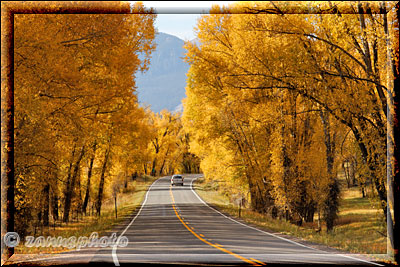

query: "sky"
xmin=137 ymin=1 xmax=236 ymax=41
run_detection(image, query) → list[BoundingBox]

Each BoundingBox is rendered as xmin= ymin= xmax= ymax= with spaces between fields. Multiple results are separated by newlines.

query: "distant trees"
xmin=145 ymin=110 xmax=200 ymax=176
xmin=13 ymin=5 xmax=200 ymax=234
xmin=11 ymin=2 xmax=398 ymax=262
xmin=183 ymin=1 xmax=396 ymax=233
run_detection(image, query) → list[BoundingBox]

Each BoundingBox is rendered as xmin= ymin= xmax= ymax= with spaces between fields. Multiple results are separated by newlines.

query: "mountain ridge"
xmin=135 ymin=32 xmax=190 ymax=113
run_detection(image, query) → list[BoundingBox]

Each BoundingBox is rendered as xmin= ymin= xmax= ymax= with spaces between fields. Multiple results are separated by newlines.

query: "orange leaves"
xmin=14 ymin=5 xmax=157 ymax=232
xmin=183 ymin=1 xmax=390 ymax=222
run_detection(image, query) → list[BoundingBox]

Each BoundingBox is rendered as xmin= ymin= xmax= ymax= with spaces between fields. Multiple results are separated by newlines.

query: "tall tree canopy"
xmin=183 ymin=1 xmax=396 ymax=234
xmin=14 ymin=3 xmax=156 ymax=232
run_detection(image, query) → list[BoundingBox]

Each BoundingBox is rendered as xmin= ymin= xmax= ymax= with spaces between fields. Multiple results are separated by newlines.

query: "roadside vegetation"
xmin=15 ymin=175 xmax=157 ymax=254
xmin=7 ymin=1 xmax=398 ymax=264
xmin=12 ymin=3 xmax=200 ymax=250
xmin=194 ymin=176 xmax=387 ymax=256
xmin=182 ymin=2 xmax=397 ymax=262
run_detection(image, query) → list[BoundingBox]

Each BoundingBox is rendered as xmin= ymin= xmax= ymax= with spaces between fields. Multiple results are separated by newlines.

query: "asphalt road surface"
xmin=6 ymin=175 xmax=386 ymax=266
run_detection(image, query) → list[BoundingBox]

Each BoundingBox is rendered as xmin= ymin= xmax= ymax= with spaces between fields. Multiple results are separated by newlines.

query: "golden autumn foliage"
xmin=7 ymin=2 xmax=398 ymax=261
xmin=144 ymin=109 xmax=200 ymax=177
xmin=14 ymin=4 xmax=157 ymax=233
xmin=183 ymin=1 xmax=396 ymax=232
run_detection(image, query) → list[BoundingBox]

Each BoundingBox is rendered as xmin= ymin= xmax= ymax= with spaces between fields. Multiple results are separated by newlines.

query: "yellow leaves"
xmin=14 ymin=7 xmax=157 ymax=230
xmin=183 ymin=1 xmax=389 ymax=220
xmin=144 ymin=109 xmax=186 ymax=175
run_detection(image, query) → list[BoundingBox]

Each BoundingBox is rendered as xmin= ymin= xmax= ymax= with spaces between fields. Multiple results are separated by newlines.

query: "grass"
xmin=14 ymin=175 xmax=158 ymax=255
xmin=194 ymin=178 xmax=388 ymax=257
xmin=13 ymin=174 xmax=390 ymax=263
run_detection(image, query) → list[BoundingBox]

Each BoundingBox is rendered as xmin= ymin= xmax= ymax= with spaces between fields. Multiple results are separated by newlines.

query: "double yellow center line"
xmin=169 ymin=186 xmax=266 ymax=266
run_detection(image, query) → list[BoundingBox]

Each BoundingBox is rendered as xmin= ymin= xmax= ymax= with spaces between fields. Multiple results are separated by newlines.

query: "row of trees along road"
xmin=13 ymin=4 xmax=201 ymax=239
xmin=182 ymin=1 xmax=398 ymax=259
xmin=13 ymin=4 xmax=159 ymax=235
xmin=7 ymin=1 xmax=399 ymax=264
xmin=145 ymin=110 xmax=201 ymax=177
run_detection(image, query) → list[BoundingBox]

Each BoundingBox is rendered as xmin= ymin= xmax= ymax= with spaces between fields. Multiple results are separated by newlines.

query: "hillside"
xmin=135 ymin=32 xmax=190 ymax=113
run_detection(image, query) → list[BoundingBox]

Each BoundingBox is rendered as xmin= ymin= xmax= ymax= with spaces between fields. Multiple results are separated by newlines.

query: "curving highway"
xmin=6 ymin=175 xmax=385 ymax=266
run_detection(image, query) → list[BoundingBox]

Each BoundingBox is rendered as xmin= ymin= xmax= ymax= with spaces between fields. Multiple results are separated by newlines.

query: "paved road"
xmin=6 ymin=175 xmax=385 ymax=266
xmin=91 ymin=175 xmax=383 ymax=266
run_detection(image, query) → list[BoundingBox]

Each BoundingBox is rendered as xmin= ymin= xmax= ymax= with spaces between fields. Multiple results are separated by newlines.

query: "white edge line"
xmin=112 ymin=178 xmax=161 ymax=266
xmin=189 ymin=177 xmax=383 ymax=267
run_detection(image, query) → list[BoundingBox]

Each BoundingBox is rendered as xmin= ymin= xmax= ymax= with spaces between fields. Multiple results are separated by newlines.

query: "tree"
xmin=14 ymin=3 xmax=156 ymax=231
xmin=183 ymin=1 xmax=395 ymax=234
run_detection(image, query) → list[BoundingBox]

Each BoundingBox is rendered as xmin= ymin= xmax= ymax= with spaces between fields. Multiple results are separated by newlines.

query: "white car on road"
xmin=171 ymin=174 xmax=184 ymax=186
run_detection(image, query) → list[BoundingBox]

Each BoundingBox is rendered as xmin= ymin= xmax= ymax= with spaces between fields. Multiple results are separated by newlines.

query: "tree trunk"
xmin=343 ymin=161 xmax=351 ymax=188
xmin=383 ymin=2 xmax=399 ymax=263
xmin=52 ymin=192 xmax=59 ymax=222
xmin=151 ymin=158 xmax=157 ymax=176
xmin=304 ymin=206 xmax=315 ymax=223
xmin=143 ymin=163 xmax=147 ymax=175
xmin=76 ymin=167 xmax=82 ymax=219
xmin=51 ymin=173 xmax=59 ymax=221
xmin=320 ymin=110 xmax=339 ymax=232
xmin=63 ymin=145 xmax=76 ymax=222
xmin=114 ymin=196 xmax=117 ymax=219
xmin=63 ymin=145 xmax=85 ymax=222
xmin=159 ymin=157 xmax=167 ymax=176
xmin=159 ymin=159 xmax=166 ymax=176
xmin=43 ymin=183 xmax=50 ymax=227
xmin=82 ymin=142 xmax=96 ymax=214
xmin=350 ymin=159 xmax=357 ymax=186
xmin=96 ymin=146 xmax=110 ymax=216
xmin=159 ymin=147 xmax=171 ymax=176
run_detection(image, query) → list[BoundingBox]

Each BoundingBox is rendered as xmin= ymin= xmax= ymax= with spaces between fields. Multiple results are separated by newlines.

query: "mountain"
xmin=135 ymin=32 xmax=190 ymax=113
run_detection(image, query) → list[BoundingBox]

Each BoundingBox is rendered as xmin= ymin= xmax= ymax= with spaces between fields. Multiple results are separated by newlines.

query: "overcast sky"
xmin=138 ymin=1 xmax=236 ymax=41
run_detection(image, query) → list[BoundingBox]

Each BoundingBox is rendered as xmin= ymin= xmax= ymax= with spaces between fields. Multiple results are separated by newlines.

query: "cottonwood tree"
xmin=183 ymin=1 xmax=396 ymax=234
xmin=14 ymin=3 xmax=156 ymax=232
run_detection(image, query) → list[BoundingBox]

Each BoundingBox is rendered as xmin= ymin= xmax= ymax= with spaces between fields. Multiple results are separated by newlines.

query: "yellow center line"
xmin=250 ymin=258 xmax=267 ymax=265
xmin=169 ymin=186 xmax=261 ymax=266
